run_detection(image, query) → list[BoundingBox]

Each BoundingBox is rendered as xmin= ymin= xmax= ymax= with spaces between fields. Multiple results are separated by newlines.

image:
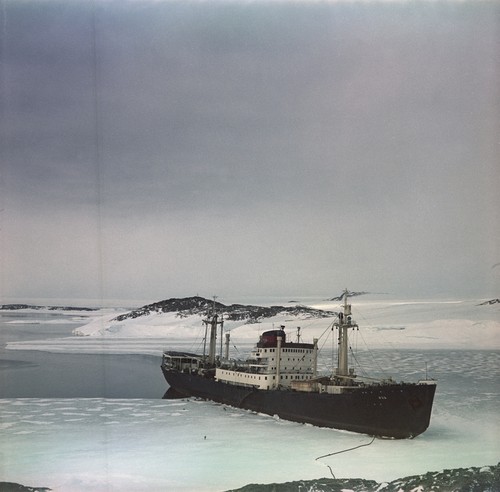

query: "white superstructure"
xmin=215 ymin=328 xmax=318 ymax=390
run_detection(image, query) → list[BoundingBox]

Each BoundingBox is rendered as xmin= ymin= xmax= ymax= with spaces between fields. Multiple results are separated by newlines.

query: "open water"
xmin=0 ymin=312 xmax=165 ymax=398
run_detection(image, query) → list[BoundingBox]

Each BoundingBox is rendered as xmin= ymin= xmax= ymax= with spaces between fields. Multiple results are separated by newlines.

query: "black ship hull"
xmin=162 ymin=368 xmax=436 ymax=439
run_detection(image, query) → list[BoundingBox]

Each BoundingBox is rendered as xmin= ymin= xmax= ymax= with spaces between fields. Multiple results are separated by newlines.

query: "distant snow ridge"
xmin=114 ymin=296 xmax=336 ymax=323
xmin=0 ymin=304 xmax=97 ymax=311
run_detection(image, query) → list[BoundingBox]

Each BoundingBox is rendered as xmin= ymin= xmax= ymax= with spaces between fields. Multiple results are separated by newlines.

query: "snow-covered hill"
xmin=72 ymin=296 xmax=337 ymax=338
xmin=113 ymin=296 xmax=337 ymax=322
xmin=67 ymin=295 xmax=500 ymax=351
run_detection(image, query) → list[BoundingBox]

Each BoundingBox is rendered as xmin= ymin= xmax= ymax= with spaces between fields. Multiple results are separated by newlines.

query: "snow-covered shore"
xmin=6 ymin=296 xmax=499 ymax=353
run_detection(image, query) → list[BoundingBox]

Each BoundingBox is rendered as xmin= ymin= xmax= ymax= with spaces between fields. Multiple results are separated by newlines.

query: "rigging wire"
xmin=317 ymin=321 xmax=336 ymax=343
xmin=348 ymin=344 xmax=368 ymax=378
xmin=331 ymin=324 xmax=335 ymax=376
xmin=315 ymin=435 xmax=377 ymax=480
xmin=187 ymin=315 xmax=213 ymax=354
xmin=316 ymin=322 xmax=334 ymax=349
xmin=325 ymin=465 xmax=336 ymax=479
xmin=349 ymin=325 xmax=361 ymax=375
xmin=355 ymin=325 xmax=390 ymax=380
xmin=348 ymin=306 xmax=391 ymax=380
xmin=315 ymin=436 xmax=376 ymax=461
xmin=315 ymin=322 xmax=335 ymax=374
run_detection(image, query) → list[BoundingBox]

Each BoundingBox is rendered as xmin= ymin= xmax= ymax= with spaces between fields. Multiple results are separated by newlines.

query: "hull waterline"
xmin=162 ymin=368 xmax=436 ymax=439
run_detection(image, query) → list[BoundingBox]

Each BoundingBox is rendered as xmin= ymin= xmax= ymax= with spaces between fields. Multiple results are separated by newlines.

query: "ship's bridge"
xmin=215 ymin=328 xmax=318 ymax=390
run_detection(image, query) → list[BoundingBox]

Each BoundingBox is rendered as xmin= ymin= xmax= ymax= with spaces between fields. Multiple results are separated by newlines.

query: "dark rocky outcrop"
xmin=114 ymin=296 xmax=336 ymax=323
xmin=0 ymin=483 xmax=51 ymax=492
xmin=478 ymin=299 xmax=500 ymax=306
xmin=226 ymin=462 xmax=500 ymax=492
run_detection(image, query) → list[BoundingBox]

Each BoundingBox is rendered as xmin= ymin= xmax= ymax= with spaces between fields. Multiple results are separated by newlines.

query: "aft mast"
xmin=203 ymin=296 xmax=223 ymax=366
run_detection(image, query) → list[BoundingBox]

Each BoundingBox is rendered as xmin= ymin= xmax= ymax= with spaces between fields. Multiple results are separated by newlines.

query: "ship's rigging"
xmin=194 ymin=290 xmax=394 ymax=385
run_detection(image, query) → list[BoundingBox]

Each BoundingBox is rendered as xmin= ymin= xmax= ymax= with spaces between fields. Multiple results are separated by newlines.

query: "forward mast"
xmin=334 ymin=288 xmax=358 ymax=380
xmin=202 ymin=296 xmax=226 ymax=365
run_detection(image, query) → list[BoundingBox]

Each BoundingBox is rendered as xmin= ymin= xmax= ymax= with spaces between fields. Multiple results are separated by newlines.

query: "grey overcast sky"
xmin=1 ymin=1 xmax=499 ymax=304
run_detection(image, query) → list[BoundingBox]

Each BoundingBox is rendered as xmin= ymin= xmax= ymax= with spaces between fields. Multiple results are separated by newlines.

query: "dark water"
xmin=0 ymin=313 xmax=166 ymax=398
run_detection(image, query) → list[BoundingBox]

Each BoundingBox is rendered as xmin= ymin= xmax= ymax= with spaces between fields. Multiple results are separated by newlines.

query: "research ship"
xmin=161 ymin=290 xmax=436 ymax=438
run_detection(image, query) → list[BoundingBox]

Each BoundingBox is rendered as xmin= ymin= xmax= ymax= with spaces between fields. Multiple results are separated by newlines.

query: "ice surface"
xmin=1 ymin=397 xmax=498 ymax=492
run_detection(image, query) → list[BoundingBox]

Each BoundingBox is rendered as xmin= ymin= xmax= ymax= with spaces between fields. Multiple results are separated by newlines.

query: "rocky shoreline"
xmin=225 ymin=463 xmax=500 ymax=492
xmin=3 ymin=462 xmax=499 ymax=492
